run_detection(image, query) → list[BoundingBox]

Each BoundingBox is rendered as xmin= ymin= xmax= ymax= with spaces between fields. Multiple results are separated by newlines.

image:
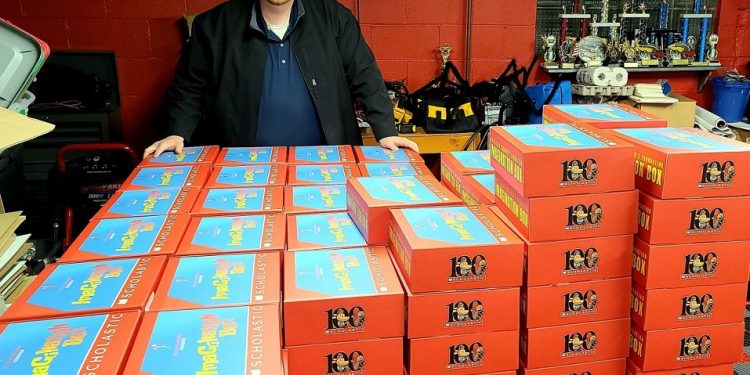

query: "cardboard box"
xmin=286 ymin=337 xmax=402 ymax=375
xmin=612 ymin=127 xmax=750 ymax=199
xmin=284 ymin=185 xmax=347 ymax=214
xmin=522 ymin=318 xmax=629 ymax=369
xmin=461 ymin=173 xmax=495 ymax=205
xmin=543 ymin=103 xmax=668 ymax=129
xmin=1 ymin=256 xmax=165 ymax=321
xmin=176 ymin=214 xmax=285 ymax=256
xmin=287 ymin=163 xmax=361 ymax=186
xmin=629 ymin=322 xmax=744 ymax=371
xmin=0 ymin=311 xmax=141 ymax=374
xmin=489 ymin=124 xmax=635 ymax=197
xmin=489 ymin=206 xmax=633 ymax=286
xmin=93 ymin=187 xmax=200 ymax=219
xmin=389 ymin=205 xmax=524 ymax=293
xmin=408 ymin=330 xmax=520 ymax=374
xmin=125 ymin=305 xmax=282 ymax=375
xmin=190 ymin=186 xmax=284 ymax=215
xmin=626 ymin=361 xmax=735 ymax=375
xmin=632 ymin=238 xmax=750 ymax=289
xmin=622 ymin=94 xmax=697 ymax=129
xmin=119 ymin=165 xmax=210 ymax=190
xmin=139 ymin=145 xmax=219 ymax=167
xmin=521 ymin=358 xmax=626 ymax=375
xmin=205 ymin=164 xmax=288 ymax=188
xmin=61 ymin=215 xmax=189 ymax=263
xmin=440 ymin=150 xmax=492 ymax=197
xmin=288 ymin=145 xmax=356 ymax=164
xmin=215 ymin=146 xmax=287 ymax=165
xmin=523 ymin=277 xmax=631 ymax=329
xmin=286 ymin=212 xmax=367 ymax=251
xmin=729 ymin=123 xmax=750 ymax=144
xmin=347 ymin=175 xmax=462 ymax=244
xmin=638 ymin=191 xmax=750 ymax=245
xmin=354 ymin=145 xmax=424 ymax=163
xmin=358 ymin=162 xmax=431 ymax=177
xmin=283 ymin=247 xmax=404 ymax=345
xmin=495 ymin=174 xmax=638 ymax=242
xmin=149 ymin=252 xmax=281 ymax=311
xmin=630 ymin=282 xmax=747 ymax=331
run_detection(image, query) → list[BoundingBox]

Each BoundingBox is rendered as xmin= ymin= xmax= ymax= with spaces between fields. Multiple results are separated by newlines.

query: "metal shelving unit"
xmin=543 ymin=65 xmax=723 ymax=74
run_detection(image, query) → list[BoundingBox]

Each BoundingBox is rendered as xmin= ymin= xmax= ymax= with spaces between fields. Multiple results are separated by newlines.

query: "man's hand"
xmin=144 ymin=135 xmax=185 ymax=159
xmin=379 ymin=136 xmax=419 ymax=153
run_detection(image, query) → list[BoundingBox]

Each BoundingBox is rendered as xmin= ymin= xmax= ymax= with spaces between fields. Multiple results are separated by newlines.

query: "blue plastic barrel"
xmin=712 ymin=77 xmax=750 ymax=123
xmin=525 ymin=81 xmax=572 ymax=124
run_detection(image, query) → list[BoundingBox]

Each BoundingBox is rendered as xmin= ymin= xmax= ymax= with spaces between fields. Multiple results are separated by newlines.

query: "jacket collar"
xmin=249 ymin=0 xmax=305 ymax=37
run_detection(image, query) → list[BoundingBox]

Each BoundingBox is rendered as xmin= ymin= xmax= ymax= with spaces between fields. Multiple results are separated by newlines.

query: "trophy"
xmin=608 ymin=15 xmax=622 ymax=63
xmin=621 ymin=40 xmax=638 ymax=67
xmin=666 ymin=42 xmax=690 ymax=66
xmin=707 ymin=34 xmax=720 ymax=64
xmin=560 ymin=36 xmax=578 ymax=69
xmin=578 ymin=15 xmax=606 ymax=67
xmin=541 ymin=35 xmax=558 ymax=67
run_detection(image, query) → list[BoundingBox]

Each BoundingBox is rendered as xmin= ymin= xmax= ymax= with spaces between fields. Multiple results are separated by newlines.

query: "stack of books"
xmin=0 ymin=196 xmax=35 ymax=311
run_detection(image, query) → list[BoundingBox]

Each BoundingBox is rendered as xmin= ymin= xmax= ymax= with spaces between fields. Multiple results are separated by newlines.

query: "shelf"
xmin=681 ymin=13 xmax=713 ymax=19
xmin=620 ymin=13 xmax=651 ymax=19
xmin=559 ymin=14 xmax=592 ymax=19
xmin=543 ymin=65 xmax=724 ymax=74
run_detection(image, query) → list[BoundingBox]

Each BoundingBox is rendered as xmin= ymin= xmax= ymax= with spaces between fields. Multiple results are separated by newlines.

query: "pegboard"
xmin=534 ymin=0 xmax=718 ymax=55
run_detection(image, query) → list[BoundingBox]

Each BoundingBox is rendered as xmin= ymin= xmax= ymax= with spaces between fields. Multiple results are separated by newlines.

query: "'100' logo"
xmin=449 ymin=255 xmax=487 ymax=282
xmin=699 ymin=161 xmax=735 ymax=187
xmin=562 ymin=331 xmax=597 ymax=357
xmin=565 ymin=204 xmax=602 ymax=231
xmin=563 ymin=247 xmax=599 ymax=275
xmin=678 ymin=335 xmax=712 ymax=361
xmin=562 ymin=290 xmax=598 ymax=317
xmin=326 ymin=351 xmax=365 ymax=374
xmin=446 ymin=300 xmax=484 ymax=327
xmin=447 ymin=342 xmax=484 ymax=369
xmin=687 ymin=208 xmax=724 ymax=235
xmin=679 ymin=294 xmax=714 ymax=320
xmin=561 ymin=159 xmax=598 ymax=186
xmin=326 ymin=307 xmax=365 ymax=333
xmin=682 ymin=252 xmax=718 ymax=279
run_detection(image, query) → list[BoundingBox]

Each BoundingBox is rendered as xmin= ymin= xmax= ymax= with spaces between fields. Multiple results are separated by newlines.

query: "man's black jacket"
xmin=166 ymin=0 xmax=397 ymax=146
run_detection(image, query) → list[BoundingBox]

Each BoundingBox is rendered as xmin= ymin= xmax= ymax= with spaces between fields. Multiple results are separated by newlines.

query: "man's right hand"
xmin=144 ymin=135 xmax=185 ymax=159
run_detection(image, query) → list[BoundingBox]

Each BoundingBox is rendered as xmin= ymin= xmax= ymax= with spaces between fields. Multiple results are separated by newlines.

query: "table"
xmin=360 ymin=127 xmax=480 ymax=154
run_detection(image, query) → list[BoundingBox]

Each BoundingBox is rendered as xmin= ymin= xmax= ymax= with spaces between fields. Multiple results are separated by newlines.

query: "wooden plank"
xmin=361 ymin=128 xmax=479 ymax=154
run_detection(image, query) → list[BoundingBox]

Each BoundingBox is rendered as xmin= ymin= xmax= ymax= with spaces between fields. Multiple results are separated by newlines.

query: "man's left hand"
xmin=379 ymin=136 xmax=419 ymax=153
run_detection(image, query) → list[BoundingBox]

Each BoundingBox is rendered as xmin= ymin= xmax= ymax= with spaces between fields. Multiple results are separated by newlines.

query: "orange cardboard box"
xmin=94 ymin=187 xmax=200 ymax=219
xmin=149 ymin=252 xmax=281 ymax=311
xmin=489 ymin=206 xmax=633 ymax=286
xmin=489 ymin=124 xmax=634 ymax=198
xmin=119 ymin=164 xmax=210 ymax=190
xmin=632 ymin=238 xmax=750 ymax=289
xmin=1 ymin=256 xmax=165 ymax=322
xmin=0 ymin=311 xmax=141 ymax=375
xmin=521 ymin=358 xmax=626 ymax=375
xmin=354 ymin=145 xmax=424 ymax=163
xmin=461 ymin=173 xmax=495 ymax=205
xmin=389 ymin=205 xmax=524 ymax=293
xmin=630 ymin=282 xmax=747 ymax=331
xmin=125 ymin=305 xmax=283 ymax=375
xmin=543 ymin=103 xmax=667 ymax=129
xmin=441 ymin=150 xmax=492 ymax=197
xmin=347 ymin=175 xmax=462 ymax=244
xmin=523 ymin=277 xmax=631 ymax=329
xmin=204 ymin=164 xmax=288 ymax=188
xmin=408 ymin=330 xmax=520 ymax=375
xmin=626 ymin=361 xmax=736 ymax=375
xmin=283 ymin=247 xmax=404 ymax=345
xmin=287 ymin=163 xmax=360 ymax=186
xmin=176 ymin=214 xmax=286 ymax=256
xmin=629 ymin=322 xmax=744 ymax=371
xmin=286 ymin=337 xmax=403 ymax=375
xmin=60 ymin=215 xmax=189 ymax=263
xmin=358 ymin=162 xmax=432 ymax=177
xmin=495 ymin=173 xmax=638 ymax=242
xmin=288 ymin=145 xmax=356 ymax=164
xmin=637 ymin=191 xmax=750 ymax=245
xmin=522 ymin=318 xmax=629 ymax=369
xmin=284 ymin=185 xmax=347 ymax=214
xmin=611 ymin=127 xmax=750 ymax=199
xmin=190 ymin=186 xmax=284 ymax=215
xmin=215 ymin=146 xmax=287 ymax=165
xmin=286 ymin=212 xmax=367 ymax=252
xmin=139 ymin=145 xmax=219 ymax=167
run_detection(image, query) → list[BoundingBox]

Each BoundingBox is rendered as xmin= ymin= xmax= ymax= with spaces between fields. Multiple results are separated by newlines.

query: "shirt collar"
xmin=249 ymin=0 xmax=305 ymax=39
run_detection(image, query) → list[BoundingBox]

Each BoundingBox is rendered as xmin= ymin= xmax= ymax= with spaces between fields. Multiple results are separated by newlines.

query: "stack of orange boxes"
xmin=488 ymin=123 xmax=638 ymax=374
xmin=440 ymin=150 xmax=494 ymax=205
xmin=389 ymin=205 xmax=524 ymax=374
xmin=611 ymin=128 xmax=750 ymax=375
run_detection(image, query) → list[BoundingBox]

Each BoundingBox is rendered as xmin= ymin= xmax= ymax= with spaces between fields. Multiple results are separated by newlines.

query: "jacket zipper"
xmin=295 ymin=46 xmax=330 ymax=141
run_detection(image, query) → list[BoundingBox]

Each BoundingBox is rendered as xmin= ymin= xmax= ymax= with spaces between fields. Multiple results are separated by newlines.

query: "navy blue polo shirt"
xmin=253 ymin=1 xmax=324 ymax=146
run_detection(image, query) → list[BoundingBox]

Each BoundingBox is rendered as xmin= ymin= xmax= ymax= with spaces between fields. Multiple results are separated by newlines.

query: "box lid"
xmin=549 ymin=103 xmax=662 ymax=122
xmin=285 ymin=185 xmax=347 ymax=213
xmin=94 ymin=187 xmax=199 ymax=219
xmin=0 ymin=311 xmax=140 ymax=374
xmin=288 ymin=145 xmax=355 ymax=164
xmin=498 ymin=123 xmax=618 ymax=150
xmin=177 ymin=214 xmax=286 ymax=255
xmin=139 ymin=146 xmax=219 ymax=166
xmin=0 ymin=19 xmax=49 ymax=109
xmin=614 ymin=127 xmax=750 ymax=154
xmin=354 ymin=146 xmax=423 ymax=163
xmin=287 ymin=164 xmax=360 ymax=185
xmin=283 ymin=247 xmax=403 ymax=301
xmin=359 ymin=162 xmax=429 ymax=177
xmin=348 ymin=175 xmax=460 ymax=207
xmin=207 ymin=164 xmax=287 ymax=187
xmin=191 ymin=187 xmax=283 ymax=215
xmin=287 ymin=212 xmax=367 ymax=251
xmin=442 ymin=150 xmax=492 ymax=173
xmin=120 ymin=165 xmax=209 ymax=190
xmin=216 ymin=146 xmax=287 ymax=164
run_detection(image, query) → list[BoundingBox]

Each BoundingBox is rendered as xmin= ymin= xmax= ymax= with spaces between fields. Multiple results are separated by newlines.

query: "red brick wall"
xmin=0 ymin=0 xmax=745 ymax=149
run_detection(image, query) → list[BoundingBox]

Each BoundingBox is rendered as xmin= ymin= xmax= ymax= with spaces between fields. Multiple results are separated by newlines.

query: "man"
xmin=144 ymin=0 xmax=418 ymax=157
